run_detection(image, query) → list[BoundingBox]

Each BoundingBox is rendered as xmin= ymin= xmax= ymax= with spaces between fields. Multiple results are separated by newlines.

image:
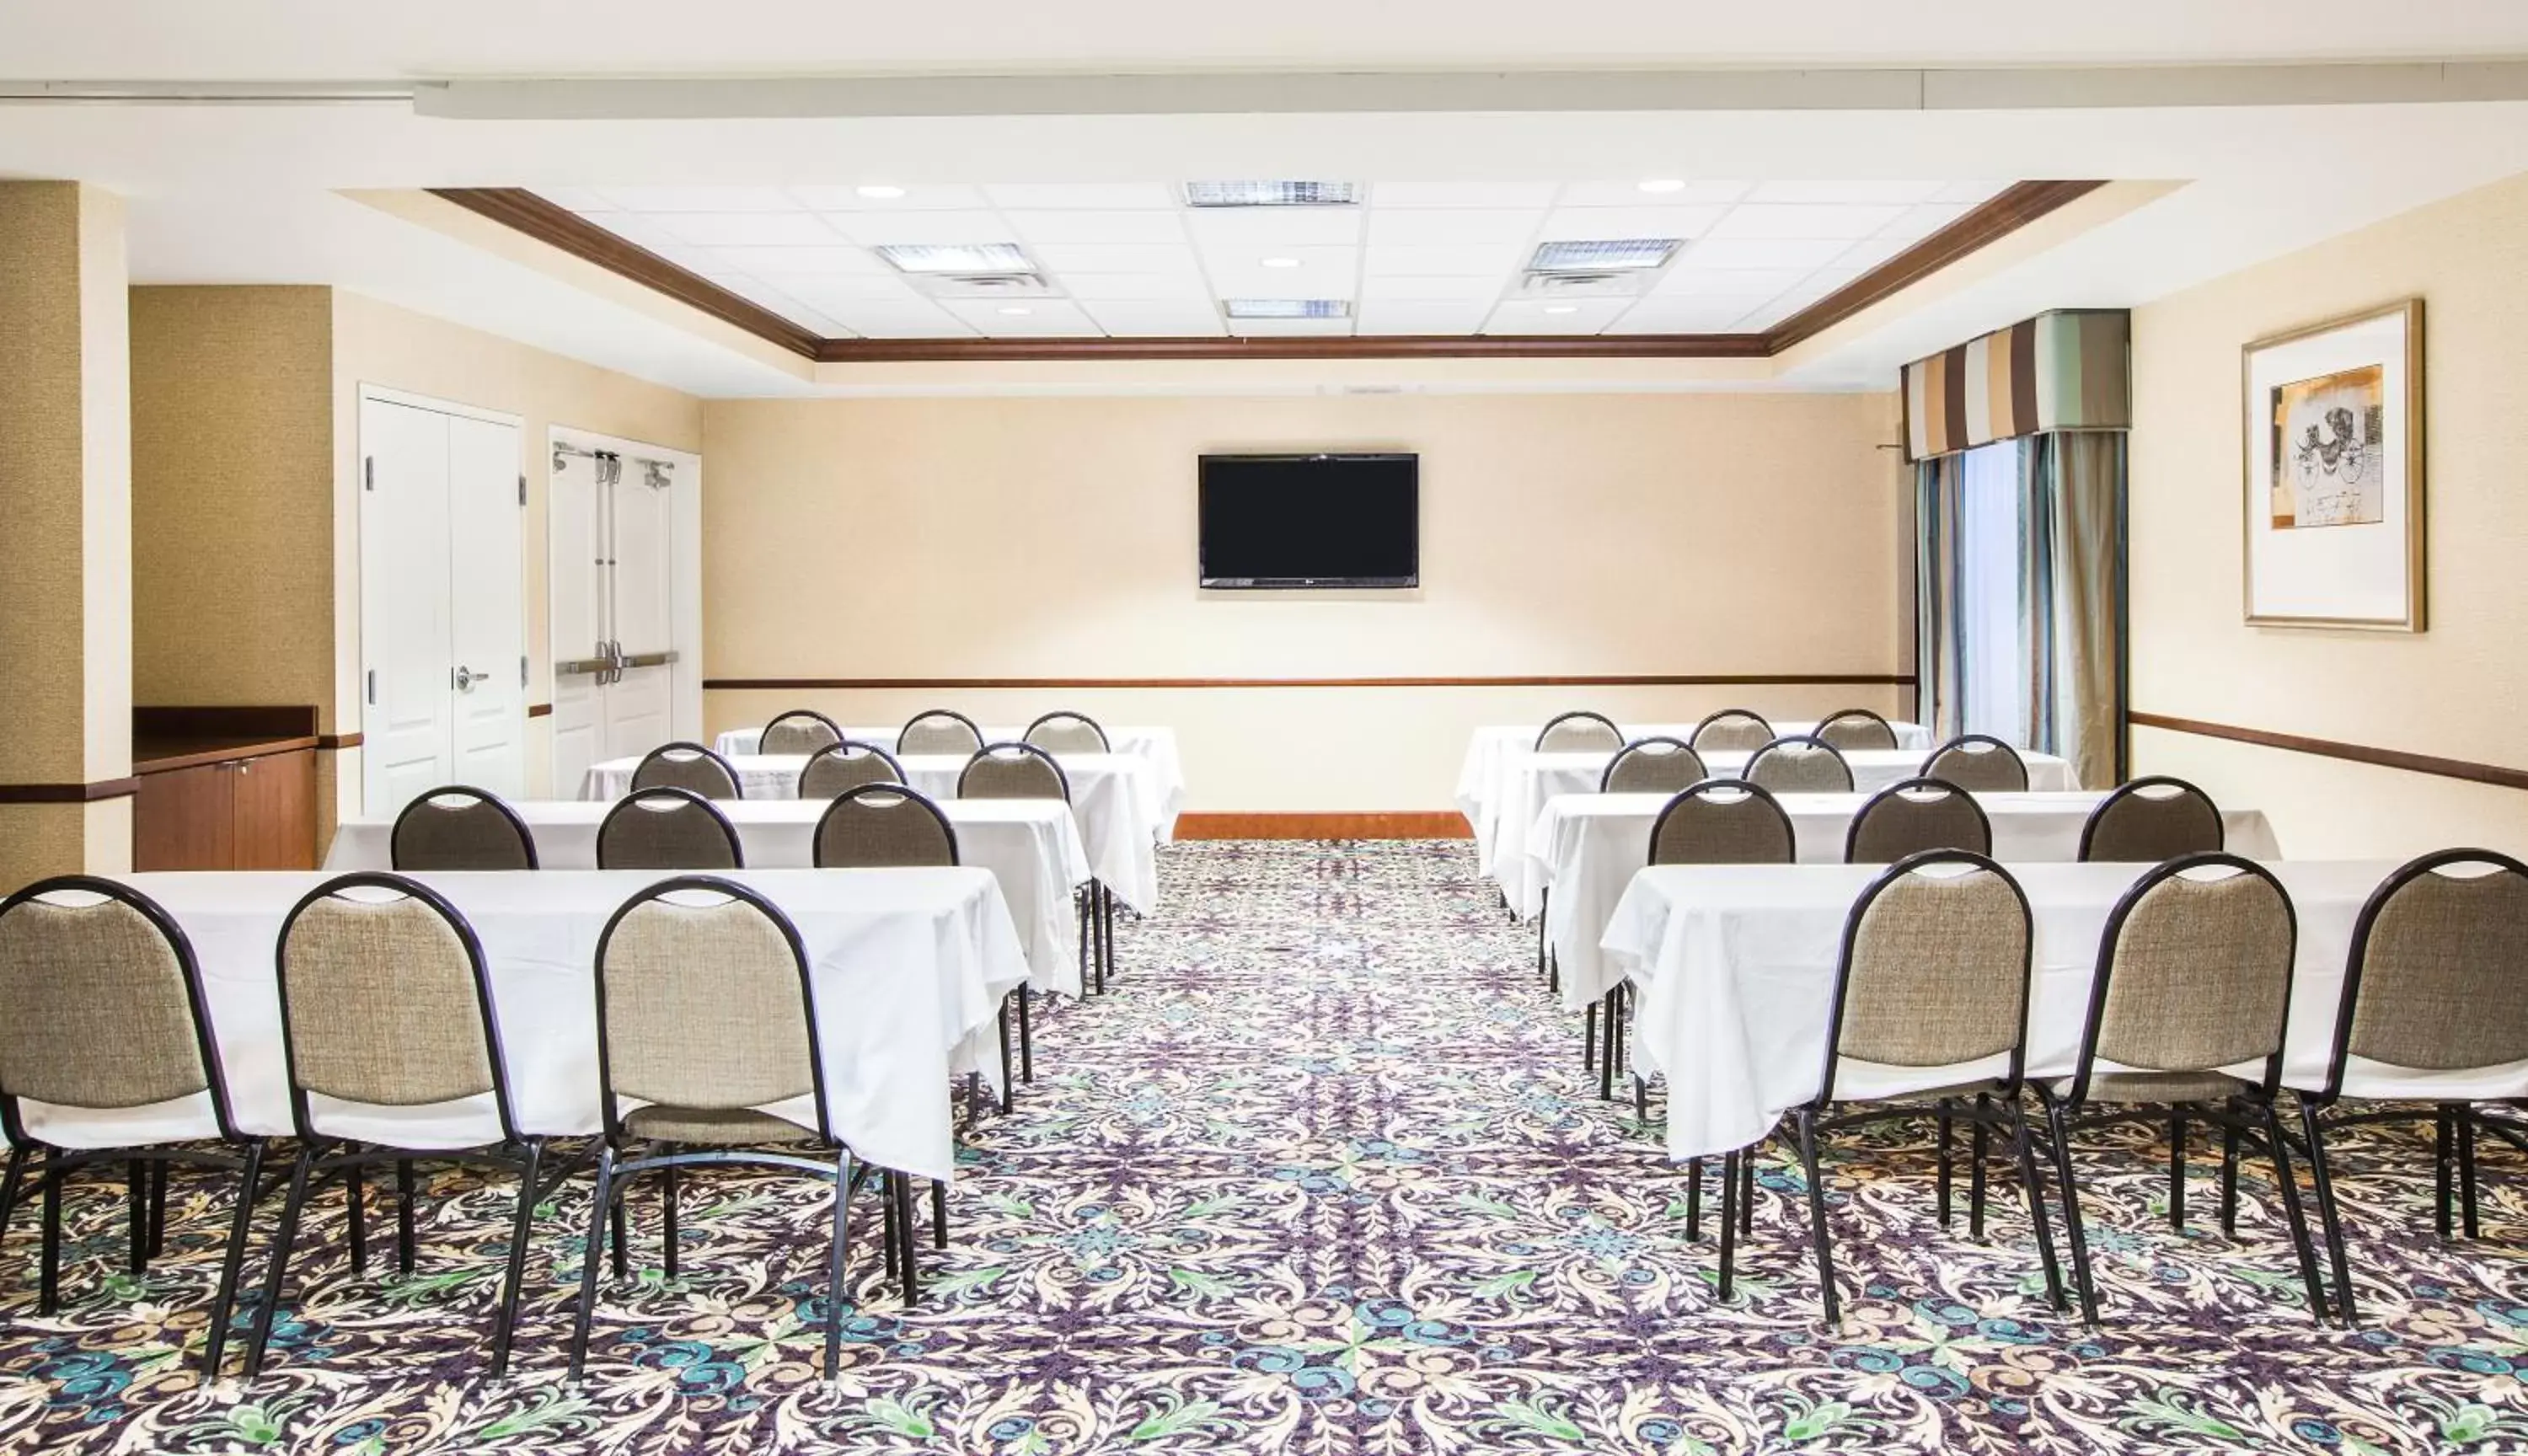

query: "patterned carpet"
xmin=3 ymin=839 xmax=2526 ymax=1453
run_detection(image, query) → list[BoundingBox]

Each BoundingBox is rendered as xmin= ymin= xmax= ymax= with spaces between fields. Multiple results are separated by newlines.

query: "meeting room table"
xmin=90 ymin=868 xmax=1030 ymax=1182
xmin=580 ymin=752 xmax=1162 ymax=914
xmin=1599 ymin=859 xmax=2456 ymax=1167
xmin=715 ymin=724 xmax=1187 ymax=841
xmin=329 ymin=797 xmax=1095 ymax=997
xmin=1479 ymin=745 xmax=2081 ymax=917
xmin=1529 ymin=790 xmax=2282 ymax=1012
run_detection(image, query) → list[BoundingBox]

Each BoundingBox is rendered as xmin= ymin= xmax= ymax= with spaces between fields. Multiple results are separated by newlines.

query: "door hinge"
xmin=520 ymin=655 xmax=528 ymax=688
xmin=366 ymin=669 xmax=377 ymax=704
xmin=518 ymin=473 xmax=528 ymax=506
xmin=362 ymin=457 xmax=375 ymax=491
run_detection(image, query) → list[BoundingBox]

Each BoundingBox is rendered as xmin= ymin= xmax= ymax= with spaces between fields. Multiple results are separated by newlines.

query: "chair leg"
xmin=2436 ymin=1106 xmax=2456 ymax=1239
xmin=931 ymin=1179 xmax=948 ymax=1250
xmin=244 ymin=1145 xmax=316 ymax=1378
xmin=1019 ymin=986 xmax=1034 ymax=1084
xmin=661 ymin=1157 xmax=680 ymax=1280
xmin=998 ymin=995 xmax=1015 ymax=1115
xmin=2460 ymin=1111 xmax=2483 ymax=1239
xmin=823 ymin=1152 xmax=854 ymax=1382
xmin=880 ymin=1174 xmax=899 ymax=1280
xmin=1634 ymin=1073 xmax=1648 ymax=1124
xmin=2219 ymin=1119 xmax=2241 ymax=1237
xmin=1936 ymin=1102 xmax=1954 ymax=1228
xmin=489 ymin=1139 xmax=544 ymax=1378
xmin=567 ymin=1144 xmax=617 ymax=1382
xmin=2008 ymin=1100 xmax=2065 ymax=1313
xmin=201 ymin=1138 xmax=267 ymax=1378
xmin=0 ymin=1143 xmax=28 ymax=1259
xmin=345 ymin=1162 xmax=369 ymax=1276
xmin=895 ymin=1171 xmax=921 ymax=1305
xmin=395 ymin=1160 xmax=417 ymax=1275
xmin=2168 ymin=1112 xmax=2188 ymax=1233
xmin=1796 ymin=1112 xmax=1840 ymax=1327
xmin=126 ymin=1159 xmax=147 ymax=1274
xmin=1717 ymin=1150 xmax=1738 ymax=1302
xmin=38 ymin=1161 xmax=63 ymax=1316
xmin=2298 ymin=1100 xmax=2358 ymax=1326
xmin=1740 ymin=1147 xmax=1755 ymax=1237
xmin=1102 ymin=885 xmax=1117 ymax=983
xmin=1076 ymin=891 xmax=1090 ymax=994
xmin=610 ymin=1171 xmax=631 ymax=1280
xmin=1968 ymin=1093 xmax=1991 ymax=1240
xmin=1612 ymin=987 xmax=1628 ymax=1096
xmin=2043 ymin=1098 xmax=2099 ymax=1327
xmin=147 ymin=1159 xmax=169 ymax=1259
xmin=1583 ymin=1000 xmax=1597 ymax=1072
xmin=1535 ymin=888 xmax=1548 ymax=979
xmin=2259 ymin=1102 xmax=2329 ymax=1325
xmin=1685 ymin=1157 xmax=1703 ymax=1243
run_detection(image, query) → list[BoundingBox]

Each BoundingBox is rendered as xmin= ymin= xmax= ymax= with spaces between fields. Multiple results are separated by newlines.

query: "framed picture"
xmin=2241 ymin=298 xmax=2425 ymax=630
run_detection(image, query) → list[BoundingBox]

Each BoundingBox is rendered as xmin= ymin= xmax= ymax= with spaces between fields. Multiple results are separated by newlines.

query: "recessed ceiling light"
xmin=1260 ymin=256 xmax=1301 ymax=269
xmin=855 ymin=184 xmax=907 ymax=200
xmin=1527 ymin=238 xmax=1684 ymax=273
xmin=873 ymin=242 xmax=1032 ymax=274
xmin=1223 ymin=298 xmax=1351 ymax=319
xmin=996 ymin=305 xmax=1032 ymax=316
xmin=1637 ymin=179 xmax=1687 ymax=194
xmin=1184 ymin=180 xmax=1361 ymax=208
xmin=1541 ymin=303 xmax=1581 ymax=314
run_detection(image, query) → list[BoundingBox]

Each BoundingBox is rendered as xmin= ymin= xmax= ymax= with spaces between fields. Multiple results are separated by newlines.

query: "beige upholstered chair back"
xmin=814 ymin=786 xmax=961 ymax=868
xmin=1835 ymin=860 xmax=2029 ymax=1068
xmin=760 ymin=712 xmax=844 ymax=757
xmin=1924 ymin=736 xmax=2029 ymax=792
xmin=960 ymin=743 xmax=1069 ymax=800
xmin=2080 ymin=778 xmax=2224 ymax=863
xmin=799 ymin=741 xmax=903 ymax=799
xmin=392 ymin=789 xmax=537 ymax=871
xmin=2347 ymin=859 xmax=2528 ymax=1071
xmin=598 ymin=890 xmax=815 ymax=1114
xmin=1815 ymin=709 xmax=1900 ymax=752
xmin=0 ymin=886 xmax=209 ymax=1111
xmin=279 ymin=887 xmax=496 ymax=1107
xmin=632 ymin=743 xmax=742 ymax=800
xmin=1602 ymin=738 xmax=1706 ymax=795
xmin=597 ymin=789 xmax=742 ymax=870
xmin=1847 ymin=779 xmax=1991 ymax=863
xmin=2093 ymin=863 xmax=2294 ymax=1073
xmin=899 ymin=711 xmax=983 ymax=757
xmin=1536 ymin=712 xmax=1624 ymax=754
xmin=1690 ymin=710 xmax=1774 ymax=754
xmin=1024 ymin=713 xmax=1111 ymax=755
xmin=1744 ymin=736 xmax=1854 ymax=795
xmin=1649 ymin=784 xmax=1796 ymax=865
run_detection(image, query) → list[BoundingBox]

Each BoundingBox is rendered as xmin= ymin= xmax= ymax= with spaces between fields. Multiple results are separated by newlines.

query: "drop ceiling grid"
xmin=536 ymin=180 xmax=2007 ymax=340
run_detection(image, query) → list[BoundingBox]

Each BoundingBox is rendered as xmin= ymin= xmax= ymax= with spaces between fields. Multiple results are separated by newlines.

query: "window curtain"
xmin=2018 ymin=431 xmax=2127 ymax=790
xmin=1911 ymin=453 xmax=1965 ymax=742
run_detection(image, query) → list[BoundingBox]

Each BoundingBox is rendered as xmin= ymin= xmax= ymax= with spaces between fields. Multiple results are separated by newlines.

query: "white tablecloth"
xmin=581 ymin=752 xmax=1161 ymax=914
xmin=717 ymin=725 xmax=1186 ymax=840
xmin=329 ymin=799 xmax=1093 ymax=997
xmin=1601 ymin=859 xmax=2456 ymax=1164
xmin=72 ymin=870 xmax=1025 ymax=1182
xmin=1483 ymin=747 xmax=2078 ymax=915
xmin=1456 ymin=720 xmax=1931 ymax=873
xmin=1531 ymin=791 xmax=2283 ymax=1011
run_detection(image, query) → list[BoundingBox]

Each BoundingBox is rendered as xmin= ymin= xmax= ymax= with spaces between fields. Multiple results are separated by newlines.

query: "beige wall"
xmin=2129 ymin=168 xmax=2528 ymax=858
xmin=703 ymin=392 xmax=1909 ymax=811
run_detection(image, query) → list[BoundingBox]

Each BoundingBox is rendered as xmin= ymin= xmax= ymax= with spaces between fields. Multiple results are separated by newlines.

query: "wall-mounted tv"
xmin=1197 ymin=453 xmax=1419 ymax=589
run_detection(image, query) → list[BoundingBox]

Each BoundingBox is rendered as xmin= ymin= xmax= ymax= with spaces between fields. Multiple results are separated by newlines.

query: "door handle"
xmin=454 ymin=666 xmax=490 ymax=691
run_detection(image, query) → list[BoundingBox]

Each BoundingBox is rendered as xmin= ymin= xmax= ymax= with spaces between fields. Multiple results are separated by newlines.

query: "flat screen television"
xmin=1197 ymin=453 xmax=1419 ymax=589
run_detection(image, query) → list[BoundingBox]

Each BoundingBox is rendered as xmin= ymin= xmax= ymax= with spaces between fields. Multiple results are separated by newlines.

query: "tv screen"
xmin=1198 ymin=453 xmax=1419 ymax=589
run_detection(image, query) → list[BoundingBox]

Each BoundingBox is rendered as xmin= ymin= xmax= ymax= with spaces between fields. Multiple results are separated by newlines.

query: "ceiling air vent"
xmin=913 ymin=271 xmax=1060 ymax=299
xmin=1518 ymin=269 xmax=1654 ymax=299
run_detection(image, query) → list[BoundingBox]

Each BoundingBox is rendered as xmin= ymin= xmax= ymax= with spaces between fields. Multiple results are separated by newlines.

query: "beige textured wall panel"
xmin=701 ymin=392 xmax=1904 ymax=811
xmin=76 ymin=185 xmax=131 ymax=785
xmin=2129 ymin=169 xmax=2528 ymax=851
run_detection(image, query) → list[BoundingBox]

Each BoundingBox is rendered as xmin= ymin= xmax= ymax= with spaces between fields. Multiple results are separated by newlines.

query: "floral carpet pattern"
xmin=2 ymin=839 xmax=2527 ymax=1453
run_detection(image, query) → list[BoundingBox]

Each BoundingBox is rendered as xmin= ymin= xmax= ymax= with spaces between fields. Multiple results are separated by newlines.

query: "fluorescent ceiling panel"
xmin=1224 ymin=317 xmax=1356 ymax=337
xmin=1183 ymin=180 xmax=1361 ymax=207
xmin=1526 ymin=238 xmax=1682 ymax=271
xmin=1224 ymin=297 xmax=1350 ymax=318
xmin=871 ymin=241 xmax=1034 ymax=273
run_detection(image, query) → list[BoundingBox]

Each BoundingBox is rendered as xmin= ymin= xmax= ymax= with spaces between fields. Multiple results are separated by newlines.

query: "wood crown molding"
xmin=2129 ymin=711 xmax=2528 ymax=793
xmin=704 ymin=673 xmax=1915 ymax=691
xmin=0 ymin=778 xmax=142 ymax=805
xmin=1176 ymin=811 xmax=1474 ymax=840
xmin=429 ymin=180 xmax=2105 ymax=364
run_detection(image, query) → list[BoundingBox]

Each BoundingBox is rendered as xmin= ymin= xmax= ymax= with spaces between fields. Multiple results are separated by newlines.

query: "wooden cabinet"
xmin=132 ymin=747 xmax=317 ymax=871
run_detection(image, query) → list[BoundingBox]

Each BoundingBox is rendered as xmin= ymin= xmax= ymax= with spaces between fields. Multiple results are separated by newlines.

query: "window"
xmin=1954 ymin=440 xmax=2025 ymax=744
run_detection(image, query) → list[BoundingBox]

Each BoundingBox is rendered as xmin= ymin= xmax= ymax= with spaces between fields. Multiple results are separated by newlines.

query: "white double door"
xmin=548 ymin=436 xmax=683 ymax=795
xmin=360 ymin=393 xmax=529 ymax=816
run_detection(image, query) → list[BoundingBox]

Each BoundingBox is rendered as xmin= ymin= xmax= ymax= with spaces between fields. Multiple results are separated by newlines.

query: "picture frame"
xmin=2240 ymin=298 xmax=2425 ymax=630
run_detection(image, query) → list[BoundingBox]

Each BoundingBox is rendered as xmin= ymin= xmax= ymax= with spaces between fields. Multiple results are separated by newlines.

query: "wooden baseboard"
xmin=1175 ymin=811 xmax=1474 ymax=840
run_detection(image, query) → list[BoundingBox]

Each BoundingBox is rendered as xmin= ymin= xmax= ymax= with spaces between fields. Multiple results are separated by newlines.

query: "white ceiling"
xmin=546 ymin=180 xmax=2008 ymax=339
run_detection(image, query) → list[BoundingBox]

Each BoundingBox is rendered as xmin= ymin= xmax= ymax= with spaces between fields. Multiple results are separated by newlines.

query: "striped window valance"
xmin=1903 ymin=308 xmax=2129 ymax=461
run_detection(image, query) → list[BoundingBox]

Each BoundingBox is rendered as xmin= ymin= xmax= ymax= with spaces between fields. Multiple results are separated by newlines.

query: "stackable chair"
xmin=1924 ymin=734 xmax=2030 ymax=793
xmin=390 ymin=786 xmax=538 ymax=870
xmin=759 ymin=709 xmax=844 ymax=757
xmin=630 ymin=741 xmax=745 ymax=800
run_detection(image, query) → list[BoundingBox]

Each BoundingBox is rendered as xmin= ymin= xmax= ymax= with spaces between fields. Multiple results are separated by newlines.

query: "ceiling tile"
xmin=1877 ymin=202 xmax=1975 ymax=243
xmin=1363 ymin=207 xmax=1542 ymax=246
xmin=1829 ymin=234 xmax=1914 ymax=272
xmin=1555 ymin=179 xmax=1754 ymax=207
xmin=702 ymin=244 xmax=886 ymax=276
xmin=818 ymin=300 xmax=979 ymax=339
xmin=1534 ymin=205 xmax=1728 ymax=242
xmin=1199 ymin=246 xmax=1359 ymax=297
xmin=595 ymin=185 xmax=801 ymax=213
xmin=787 ymin=184 xmax=990 ymax=211
xmin=1223 ymin=316 xmax=1355 ymax=338
xmin=1361 ymin=242 xmax=1527 ymax=277
xmin=1483 ymin=297 xmax=1627 ymax=335
xmin=650 ymin=211 xmax=844 ymax=247
xmin=1355 ymin=300 xmax=1492 ymax=335
xmin=937 ymin=298 xmax=1102 ymax=336
xmin=1032 ymin=243 xmax=1202 ymax=275
xmin=1078 ymin=300 xmax=1225 ymax=336
xmin=1004 ymin=210 xmax=1189 ymax=246
xmin=753 ymin=272 xmax=925 ymax=304
xmin=981 ymin=183 xmax=1178 ymax=211
xmin=1185 ymin=208 xmax=1364 ymax=249
xmin=1672 ymin=236 xmax=1855 ymax=270
xmin=1704 ymin=204 xmax=1910 ymax=240
xmin=1368 ymin=181 xmax=1561 ymax=208
xmin=1058 ymin=271 xmax=1213 ymax=301
xmin=822 ymin=210 xmax=1024 ymax=247
xmin=1651 ymin=265 xmax=1815 ymax=297
xmin=1607 ymin=297 xmax=1770 ymax=334
xmin=1358 ymin=274 xmax=1504 ymax=302
xmin=1744 ymin=180 xmax=1947 ymax=205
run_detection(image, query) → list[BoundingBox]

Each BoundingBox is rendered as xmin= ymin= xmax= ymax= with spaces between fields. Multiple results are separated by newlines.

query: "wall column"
xmin=0 ymin=182 xmax=133 ymax=889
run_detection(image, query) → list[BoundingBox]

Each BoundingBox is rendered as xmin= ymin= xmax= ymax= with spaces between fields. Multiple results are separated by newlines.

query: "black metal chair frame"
xmin=1745 ymin=734 xmax=1856 ymax=794
xmin=1714 ymin=851 xmax=2063 ymax=1323
xmin=2075 ymin=774 xmax=2225 ymax=862
xmin=1024 ymin=710 xmax=1112 ymax=752
xmin=1689 ymin=708 xmax=1774 ymax=752
xmin=0 ymin=876 xmax=270 ymax=1378
xmin=2026 ymin=853 xmax=2328 ymax=1328
xmin=761 ymin=708 xmax=846 ymax=753
xmin=630 ymin=741 xmax=747 ymax=800
xmin=1843 ymin=776 xmax=1993 ymax=864
xmin=1923 ymin=733 xmax=2031 ymax=792
xmin=570 ymin=876 xmax=889 ymax=1384
xmin=797 ymin=740 xmax=908 ymax=797
xmin=2295 ymin=848 xmax=2528 ymax=1328
xmin=597 ymin=785 xmax=747 ymax=870
xmin=897 ymin=709 xmax=986 ymax=757
xmin=249 ymin=872 xmax=588 ymax=1379
xmin=1534 ymin=710 xmax=1623 ymax=752
xmin=390 ymin=785 xmax=541 ymax=871
xmin=1814 ymin=707 xmax=1901 ymax=752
